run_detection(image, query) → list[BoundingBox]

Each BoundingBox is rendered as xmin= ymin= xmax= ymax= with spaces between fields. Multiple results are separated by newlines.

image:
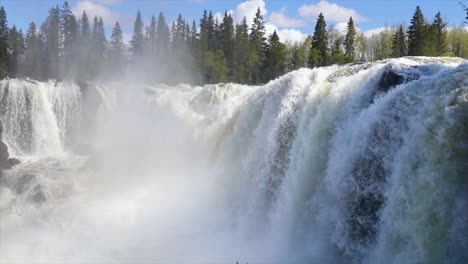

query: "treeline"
xmin=0 ymin=3 xmax=467 ymax=85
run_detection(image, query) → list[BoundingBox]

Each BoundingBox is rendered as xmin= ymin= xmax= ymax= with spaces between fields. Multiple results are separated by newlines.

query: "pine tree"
xmin=391 ymin=25 xmax=407 ymax=57
xmin=249 ymin=7 xmax=266 ymax=84
xmin=432 ymin=12 xmax=447 ymax=56
xmin=61 ymin=1 xmax=78 ymax=77
xmin=146 ymin=15 xmax=157 ymax=56
xmin=43 ymin=6 xmax=61 ymax=79
xmin=110 ymin=21 xmax=124 ymax=73
xmin=172 ymin=14 xmax=186 ymax=51
xmin=310 ymin=13 xmax=328 ymax=66
xmin=207 ymin=11 xmax=216 ymax=51
xmin=407 ymin=6 xmax=426 ymax=56
xmin=264 ymin=30 xmax=286 ymax=81
xmin=131 ymin=11 xmax=144 ymax=57
xmin=155 ymin=12 xmax=170 ymax=58
xmin=8 ymin=25 xmax=25 ymax=76
xmin=233 ymin=17 xmax=250 ymax=83
xmin=220 ymin=11 xmax=234 ymax=78
xmin=81 ymin=11 xmax=90 ymax=39
xmin=344 ymin=17 xmax=356 ymax=63
xmin=22 ymin=22 xmax=43 ymax=77
xmin=90 ymin=16 xmax=106 ymax=77
xmin=0 ymin=6 xmax=9 ymax=77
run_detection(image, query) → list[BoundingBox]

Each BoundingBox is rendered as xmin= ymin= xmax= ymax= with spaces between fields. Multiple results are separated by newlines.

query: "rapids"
xmin=0 ymin=57 xmax=467 ymax=263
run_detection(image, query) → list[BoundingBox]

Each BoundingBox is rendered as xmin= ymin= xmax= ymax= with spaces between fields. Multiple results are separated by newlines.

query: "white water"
xmin=0 ymin=57 xmax=467 ymax=263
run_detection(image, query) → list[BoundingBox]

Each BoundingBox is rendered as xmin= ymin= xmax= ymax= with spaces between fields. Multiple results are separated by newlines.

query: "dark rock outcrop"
xmin=378 ymin=69 xmax=405 ymax=93
xmin=0 ymin=120 xmax=20 ymax=173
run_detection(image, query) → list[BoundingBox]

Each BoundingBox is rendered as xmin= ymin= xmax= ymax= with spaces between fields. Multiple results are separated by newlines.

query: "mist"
xmin=1 ymin=57 xmax=467 ymax=263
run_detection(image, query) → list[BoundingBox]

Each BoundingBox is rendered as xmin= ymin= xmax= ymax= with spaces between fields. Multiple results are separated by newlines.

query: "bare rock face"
xmin=0 ymin=120 xmax=20 ymax=172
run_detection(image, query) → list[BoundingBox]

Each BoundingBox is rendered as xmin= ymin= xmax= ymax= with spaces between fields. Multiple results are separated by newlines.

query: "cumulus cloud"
xmin=73 ymin=1 xmax=120 ymax=24
xmin=265 ymin=23 xmax=307 ymax=43
xmin=232 ymin=0 xmax=267 ymax=25
xmin=364 ymin=27 xmax=392 ymax=37
xmin=299 ymin=0 xmax=366 ymax=23
xmin=269 ymin=8 xmax=307 ymax=28
xmin=228 ymin=0 xmax=306 ymax=43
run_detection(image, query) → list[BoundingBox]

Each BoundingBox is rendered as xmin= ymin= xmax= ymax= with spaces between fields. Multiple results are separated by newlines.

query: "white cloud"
xmin=265 ymin=23 xmax=307 ymax=43
xmin=73 ymin=0 xmax=120 ymax=24
xmin=364 ymin=27 xmax=392 ymax=37
xmin=269 ymin=8 xmax=307 ymax=28
xmin=232 ymin=0 xmax=267 ymax=25
xmin=334 ymin=22 xmax=348 ymax=34
xmin=299 ymin=0 xmax=366 ymax=23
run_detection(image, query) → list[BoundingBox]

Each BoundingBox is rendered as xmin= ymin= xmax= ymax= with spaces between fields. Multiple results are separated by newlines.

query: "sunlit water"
xmin=0 ymin=57 xmax=467 ymax=263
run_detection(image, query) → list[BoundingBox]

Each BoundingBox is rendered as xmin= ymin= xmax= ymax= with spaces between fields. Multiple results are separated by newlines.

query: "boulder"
xmin=378 ymin=68 xmax=405 ymax=93
xmin=8 ymin=157 xmax=21 ymax=167
xmin=0 ymin=120 xmax=20 ymax=170
xmin=0 ymin=140 xmax=10 ymax=170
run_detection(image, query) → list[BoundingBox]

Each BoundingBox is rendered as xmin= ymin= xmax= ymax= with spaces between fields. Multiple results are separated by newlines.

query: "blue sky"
xmin=1 ymin=0 xmax=466 ymax=43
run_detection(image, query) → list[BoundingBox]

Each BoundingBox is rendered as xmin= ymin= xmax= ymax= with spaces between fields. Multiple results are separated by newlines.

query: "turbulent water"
xmin=0 ymin=57 xmax=467 ymax=263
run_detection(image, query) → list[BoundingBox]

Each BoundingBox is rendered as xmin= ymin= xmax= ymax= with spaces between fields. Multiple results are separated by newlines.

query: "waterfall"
xmin=0 ymin=79 xmax=81 ymax=156
xmin=0 ymin=57 xmax=466 ymax=263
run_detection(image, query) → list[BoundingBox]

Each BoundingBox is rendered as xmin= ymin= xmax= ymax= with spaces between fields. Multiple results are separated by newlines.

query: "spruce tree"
xmin=432 ymin=12 xmax=447 ymax=56
xmin=249 ymin=7 xmax=266 ymax=84
xmin=155 ymin=12 xmax=170 ymax=58
xmin=407 ymin=6 xmax=426 ymax=56
xmin=0 ymin=6 xmax=9 ymax=77
xmin=81 ymin=11 xmax=90 ymax=39
xmin=61 ymin=1 xmax=78 ymax=77
xmin=8 ymin=25 xmax=25 ymax=76
xmin=344 ymin=17 xmax=356 ymax=63
xmin=131 ymin=11 xmax=144 ymax=57
xmin=172 ymin=14 xmax=186 ymax=51
xmin=391 ymin=25 xmax=407 ymax=57
xmin=22 ymin=22 xmax=42 ymax=77
xmin=233 ymin=17 xmax=250 ymax=83
xmin=44 ymin=6 xmax=61 ymax=79
xmin=146 ymin=15 xmax=157 ymax=56
xmin=310 ymin=13 xmax=328 ymax=67
xmin=264 ymin=30 xmax=286 ymax=81
xmin=220 ymin=11 xmax=234 ymax=77
xmin=110 ymin=21 xmax=124 ymax=73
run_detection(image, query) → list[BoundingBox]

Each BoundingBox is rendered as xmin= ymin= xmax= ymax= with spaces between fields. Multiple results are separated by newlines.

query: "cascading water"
xmin=0 ymin=57 xmax=466 ymax=263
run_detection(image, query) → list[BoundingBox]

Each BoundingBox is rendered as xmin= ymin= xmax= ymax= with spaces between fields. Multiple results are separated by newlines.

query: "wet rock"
xmin=0 ymin=120 xmax=21 ymax=170
xmin=378 ymin=69 xmax=405 ymax=93
xmin=8 ymin=157 xmax=21 ymax=166
xmin=0 ymin=139 xmax=11 ymax=170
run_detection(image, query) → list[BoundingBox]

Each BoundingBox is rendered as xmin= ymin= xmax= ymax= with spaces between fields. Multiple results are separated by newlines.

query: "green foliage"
xmin=232 ymin=17 xmax=250 ymax=84
xmin=249 ymin=8 xmax=267 ymax=84
xmin=432 ymin=12 xmax=447 ymax=55
xmin=0 ymin=6 xmax=8 ymax=77
xmin=130 ymin=11 xmax=144 ymax=57
xmin=8 ymin=25 xmax=24 ymax=75
xmin=344 ymin=17 xmax=356 ymax=63
xmin=308 ymin=48 xmax=322 ymax=67
xmin=330 ymin=37 xmax=345 ymax=65
xmin=311 ymin=13 xmax=328 ymax=66
xmin=264 ymin=30 xmax=286 ymax=81
xmin=407 ymin=6 xmax=426 ymax=56
xmin=204 ymin=50 xmax=228 ymax=83
xmin=1 ymin=3 xmax=467 ymax=85
xmin=391 ymin=25 xmax=407 ymax=57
